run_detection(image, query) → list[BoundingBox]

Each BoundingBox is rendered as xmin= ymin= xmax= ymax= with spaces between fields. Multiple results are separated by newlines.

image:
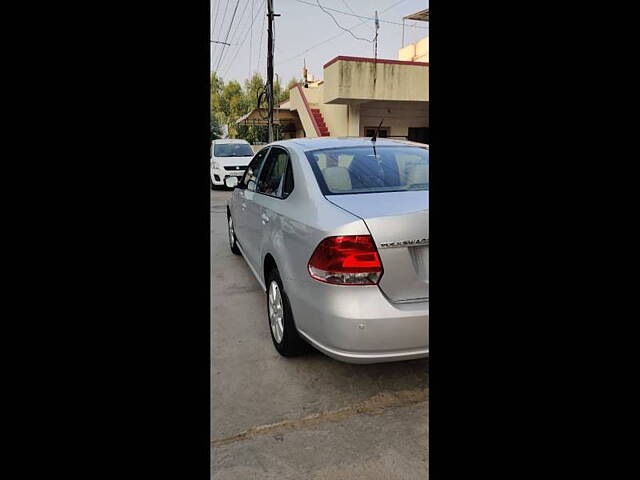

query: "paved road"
xmin=211 ymin=188 xmax=429 ymax=479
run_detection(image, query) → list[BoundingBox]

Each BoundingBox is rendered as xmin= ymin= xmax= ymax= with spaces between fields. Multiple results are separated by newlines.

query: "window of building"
xmin=364 ymin=127 xmax=389 ymax=138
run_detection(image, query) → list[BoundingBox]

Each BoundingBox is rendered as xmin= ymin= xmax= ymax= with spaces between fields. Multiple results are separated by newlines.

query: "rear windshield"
xmin=306 ymin=146 xmax=428 ymax=195
xmin=214 ymin=143 xmax=254 ymax=157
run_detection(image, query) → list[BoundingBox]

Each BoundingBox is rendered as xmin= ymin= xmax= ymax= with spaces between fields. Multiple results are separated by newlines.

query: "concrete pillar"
xmin=347 ymin=104 xmax=360 ymax=137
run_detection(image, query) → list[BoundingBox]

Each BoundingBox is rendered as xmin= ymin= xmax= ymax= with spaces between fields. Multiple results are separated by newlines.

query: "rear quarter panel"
xmin=256 ymin=145 xmax=368 ymax=331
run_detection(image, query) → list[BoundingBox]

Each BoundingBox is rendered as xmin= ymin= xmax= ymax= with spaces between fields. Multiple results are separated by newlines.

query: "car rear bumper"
xmin=285 ymin=278 xmax=429 ymax=364
xmin=298 ymin=330 xmax=429 ymax=364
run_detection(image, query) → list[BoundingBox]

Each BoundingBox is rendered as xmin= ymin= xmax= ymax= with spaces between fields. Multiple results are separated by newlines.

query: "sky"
xmin=211 ymin=0 xmax=429 ymax=85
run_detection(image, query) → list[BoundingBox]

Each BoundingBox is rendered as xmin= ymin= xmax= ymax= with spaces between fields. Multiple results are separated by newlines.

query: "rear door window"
xmin=239 ymin=147 xmax=269 ymax=191
xmin=256 ymin=147 xmax=292 ymax=198
xmin=282 ymin=160 xmax=294 ymax=198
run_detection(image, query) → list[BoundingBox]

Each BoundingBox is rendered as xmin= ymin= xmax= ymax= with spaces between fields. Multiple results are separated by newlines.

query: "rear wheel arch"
xmin=263 ymin=253 xmax=277 ymax=291
xmin=226 ymin=207 xmax=241 ymax=255
xmin=264 ymin=255 xmax=307 ymax=356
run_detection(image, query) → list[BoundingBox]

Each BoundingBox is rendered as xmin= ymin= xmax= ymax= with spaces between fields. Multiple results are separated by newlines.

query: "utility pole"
xmin=275 ymin=73 xmax=280 ymax=140
xmin=266 ymin=0 xmax=280 ymax=143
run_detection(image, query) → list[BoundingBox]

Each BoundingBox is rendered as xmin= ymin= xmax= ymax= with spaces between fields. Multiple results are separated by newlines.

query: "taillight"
xmin=308 ymin=235 xmax=383 ymax=285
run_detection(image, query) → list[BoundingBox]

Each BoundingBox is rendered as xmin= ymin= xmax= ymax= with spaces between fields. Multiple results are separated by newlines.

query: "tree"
xmin=236 ymin=73 xmax=268 ymax=144
xmin=279 ymin=77 xmax=301 ymax=102
xmin=211 ymin=71 xmax=291 ymax=142
xmin=210 ymin=72 xmax=225 ymax=116
xmin=219 ymin=80 xmax=247 ymax=137
xmin=244 ymin=73 xmax=266 ymax=109
xmin=211 ymin=114 xmax=224 ymax=140
xmin=211 ymin=72 xmax=227 ymax=141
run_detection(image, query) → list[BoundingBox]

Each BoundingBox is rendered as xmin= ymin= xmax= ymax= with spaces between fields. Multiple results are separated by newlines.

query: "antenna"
xmin=371 ymin=117 xmax=384 ymax=143
xmin=371 ymin=117 xmax=384 ymax=158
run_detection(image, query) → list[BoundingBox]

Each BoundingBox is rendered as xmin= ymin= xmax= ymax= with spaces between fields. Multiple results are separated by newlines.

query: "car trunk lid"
xmin=326 ymin=191 xmax=428 ymax=302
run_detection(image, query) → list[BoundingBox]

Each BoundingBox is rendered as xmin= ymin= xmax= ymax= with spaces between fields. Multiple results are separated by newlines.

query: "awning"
xmin=403 ymin=8 xmax=429 ymax=22
xmin=235 ymin=108 xmax=300 ymax=126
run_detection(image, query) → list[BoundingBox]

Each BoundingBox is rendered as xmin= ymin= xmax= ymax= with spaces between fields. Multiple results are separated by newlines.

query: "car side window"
xmin=256 ymin=147 xmax=291 ymax=198
xmin=282 ymin=160 xmax=294 ymax=198
xmin=239 ymin=148 xmax=269 ymax=191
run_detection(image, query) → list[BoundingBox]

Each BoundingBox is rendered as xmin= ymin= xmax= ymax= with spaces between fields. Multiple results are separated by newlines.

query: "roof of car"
xmin=212 ymin=138 xmax=250 ymax=144
xmin=276 ymin=137 xmax=428 ymax=151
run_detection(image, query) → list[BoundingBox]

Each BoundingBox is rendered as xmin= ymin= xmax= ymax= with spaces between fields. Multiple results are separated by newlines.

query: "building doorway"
xmin=408 ymin=127 xmax=429 ymax=144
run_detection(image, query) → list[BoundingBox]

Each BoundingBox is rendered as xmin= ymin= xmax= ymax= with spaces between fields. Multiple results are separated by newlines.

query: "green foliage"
xmin=279 ymin=77 xmax=302 ymax=102
xmin=211 ymin=72 xmax=293 ymax=142
xmin=244 ymin=73 xmax=266 ymax=109
xmin=210 ymin=72 xmax=224 ymax=115
xmin=287 ymin=77 xmax=301 ymax=89
xmin=210 ymin=114 xmax=223 ymax=140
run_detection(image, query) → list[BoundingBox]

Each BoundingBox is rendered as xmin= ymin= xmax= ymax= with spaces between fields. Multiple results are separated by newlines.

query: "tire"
xmin=211 ymin=178 xmax=215 ymax=190
xmin=227 ymin=213 xmax=241 ymax=255
xmin=266 ymin=268 xmax=307 ymax=357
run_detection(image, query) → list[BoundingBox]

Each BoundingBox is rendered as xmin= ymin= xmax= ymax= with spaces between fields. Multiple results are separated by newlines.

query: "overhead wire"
xmin=221 ymin=0 xmax=267 ymax=79
xmin=256 ymin=2 xmax=266 ymax=74
xmin=222 ymin=0 xmax=254 ymax=61
xmin=315 ymin=0 xmax=374 ymax=43
xmin=212 ymin=0 xmax=231 ymax=70
xmin=340 ymin=0 xmax=374 ymax=31
xmin=291 ymin=0 xmax=428 ymax=30
xmin=276 ymin=0 xmax=412 ymax=66
xmin=211 ymin=0 xmax=222 ymax=61
xmin=249 ymin=0 xmax=255 ymax=78
xmin=214 ymin=0 xmax=241 ymax=73
xmin=217 ymin=0 xmax=251 ymax=74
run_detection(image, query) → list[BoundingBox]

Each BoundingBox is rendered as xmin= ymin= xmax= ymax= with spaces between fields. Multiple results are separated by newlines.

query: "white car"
xmin=211 ymin=139 xmax=255 ymax=189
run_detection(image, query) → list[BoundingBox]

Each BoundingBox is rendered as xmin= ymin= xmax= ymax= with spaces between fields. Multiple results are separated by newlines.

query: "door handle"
xmin=261 ymin=213 xmax=270 ymax=224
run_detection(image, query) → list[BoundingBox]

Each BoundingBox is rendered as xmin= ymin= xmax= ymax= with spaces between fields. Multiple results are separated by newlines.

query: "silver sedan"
xmin=225 ymin=137 xmax=428 ymax=364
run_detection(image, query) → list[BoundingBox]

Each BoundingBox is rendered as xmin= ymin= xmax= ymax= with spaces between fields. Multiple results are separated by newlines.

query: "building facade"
xmin=284 ymin=53 xmax=428 ymax=143
xmin=237 ymin=11 xmax=428 ymax=143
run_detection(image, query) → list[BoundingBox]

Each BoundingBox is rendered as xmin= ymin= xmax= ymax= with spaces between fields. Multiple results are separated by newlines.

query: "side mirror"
xmin=224 ymin=176 xmax=239 ymax=189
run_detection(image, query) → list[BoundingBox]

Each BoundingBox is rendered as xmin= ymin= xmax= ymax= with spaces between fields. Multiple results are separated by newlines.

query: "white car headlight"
xmin=212 ymin=160 xmax=221 ymax=169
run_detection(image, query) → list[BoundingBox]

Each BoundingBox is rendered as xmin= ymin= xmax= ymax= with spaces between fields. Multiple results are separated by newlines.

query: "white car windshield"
xmin=306 ymin=146 xmax=428 ymax=195
xmin=214 ymin=143 xmax=254 ymax=157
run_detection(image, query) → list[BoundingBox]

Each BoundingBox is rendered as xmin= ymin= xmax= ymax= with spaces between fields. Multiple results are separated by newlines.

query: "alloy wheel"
xmin=268 ymin=280 xmax=284 ymax=344
xmin=228 ymin=217 xmax=235 ymax=248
